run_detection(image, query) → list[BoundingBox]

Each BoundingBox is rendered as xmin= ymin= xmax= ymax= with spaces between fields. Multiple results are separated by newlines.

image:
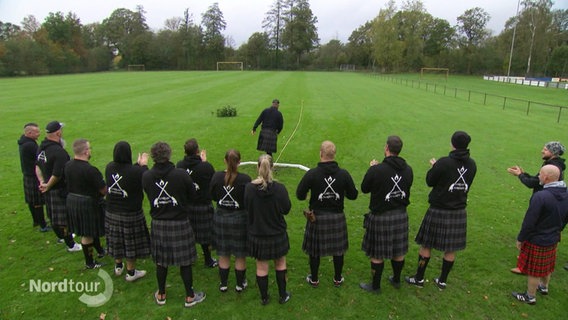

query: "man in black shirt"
xmin=251 ymin=99 xmax=284 ymax=156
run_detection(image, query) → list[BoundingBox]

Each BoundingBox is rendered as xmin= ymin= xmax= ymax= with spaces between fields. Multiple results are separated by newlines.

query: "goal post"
xmin=127 ymin=64 xmax=145 ymax=71
xmin=216 ymin=61 xmax=244 ymax=71
xmin=420 ymin=67 xmax=449 ymax=80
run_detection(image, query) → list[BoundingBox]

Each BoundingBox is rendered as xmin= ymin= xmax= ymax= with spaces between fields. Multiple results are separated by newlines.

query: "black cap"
xmin=46 ymin=121 xmax=64 ymax=133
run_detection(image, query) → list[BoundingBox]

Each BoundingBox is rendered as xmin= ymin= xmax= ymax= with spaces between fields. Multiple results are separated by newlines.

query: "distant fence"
xmin=372 ymin=74 xmax=568 ymax=123
xmin=484 ymin=75 xmax=568 ymax=90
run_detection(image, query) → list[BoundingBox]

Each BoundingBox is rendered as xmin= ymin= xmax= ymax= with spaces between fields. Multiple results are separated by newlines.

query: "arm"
xmin=252 ymin=110 xmax=265 ymax=133
xmin=518 ymin=172 xmax=541 ymax=189
xmin=344 ymin=171 xmax=359 ymax=200
xmin=295 ymin=172 xmax=310 ymax=200
xmin=279 ymin=184 xmax=292 ymax=215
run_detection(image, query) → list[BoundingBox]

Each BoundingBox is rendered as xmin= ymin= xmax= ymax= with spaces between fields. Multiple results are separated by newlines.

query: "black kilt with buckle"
xmin=66 ymin=193 xmax=105 ymax=237
xmin=248 ymin=232 xmax=289 ymax=260
xmin=188 ymin=204 xmax=214 ymax=244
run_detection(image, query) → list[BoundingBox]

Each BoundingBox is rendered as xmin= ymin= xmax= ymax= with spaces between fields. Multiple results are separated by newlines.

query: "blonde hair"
xmin=252 ymin=154 xmax=273 ymax=190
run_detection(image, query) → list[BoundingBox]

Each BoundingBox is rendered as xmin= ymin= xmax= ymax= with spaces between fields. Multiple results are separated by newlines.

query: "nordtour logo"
xmin=29 ymin=269 xmax=113 ymax=307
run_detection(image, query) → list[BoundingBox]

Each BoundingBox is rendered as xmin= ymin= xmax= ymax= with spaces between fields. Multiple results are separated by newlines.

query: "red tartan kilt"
xmin=517 ymin=241 xmax=557 ymax=277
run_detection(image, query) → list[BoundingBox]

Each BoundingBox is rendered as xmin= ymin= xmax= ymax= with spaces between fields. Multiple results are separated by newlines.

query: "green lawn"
xmin=1 ymin=71 xmax=567 ymax=319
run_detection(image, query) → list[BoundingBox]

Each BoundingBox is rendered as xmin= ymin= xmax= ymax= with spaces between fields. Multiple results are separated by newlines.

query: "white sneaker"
xmin=67 ymin=243 xmax=82 ymax=252
xmin=125 ymin=269 xmax=147 ymax=282
xmin=115 ymin=265 xmax=124 ymax=276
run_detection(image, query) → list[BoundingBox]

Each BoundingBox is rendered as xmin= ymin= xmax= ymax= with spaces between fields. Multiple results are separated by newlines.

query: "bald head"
xmin=539 ymin=164 xmax=561 ymax=185
xmin=320 ymin=141 xmax=336 ymax=162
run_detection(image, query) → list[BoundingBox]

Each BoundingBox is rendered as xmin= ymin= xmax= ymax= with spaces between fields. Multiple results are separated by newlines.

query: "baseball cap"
xmin=46 ymin=121 xmax=64 ymax=133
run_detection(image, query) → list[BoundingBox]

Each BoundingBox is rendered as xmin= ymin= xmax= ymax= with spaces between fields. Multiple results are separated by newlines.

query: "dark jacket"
xmin=518 ymin=157 xmax=566 ymax=193
xmin=36 ymin=139 xmax=70 ymax=190
xmin=176 ymin=155 xmax=215 ymax=205
xmin=245 ymin=181 xmax=291 ymax=236
xmin=517 ymin=183 xmax=568 ymax=246
xmin=361 ymin=156 xmax=413 ymax=214
xmin=210 ymin=171 xmax=251 ymax=210
xmin=296 ymin=161 xmax=358 ymax=213
xmin=427 ymin=149 xmax=477 ymax=210
xmin=18 ymin=135 xmax=38 ymax=176
xmin=252 ymin=106 xmax=283 ymax=133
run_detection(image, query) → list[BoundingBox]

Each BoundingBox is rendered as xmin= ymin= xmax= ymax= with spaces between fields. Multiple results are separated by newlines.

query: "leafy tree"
xmin=0 ymin=22 xmax=21 ymax=41
xmin=372 ymin=0 xmax=404 ymax=72
xmin=347 ymin=21 xmax=374 ymax=68
xmin=457 ymin=7 xmax=491 ymax=74
xmin=263 ymin=0 xmax=286 ymax=68
xmin=313 ymin=39 xmax=347 ymax=70
xmin=242 ymin=32 xmax=270 ymax=69
xmin=201 ymin=2 xmax=226 ymax=69
xmin=102 ymin=6 xmax=150 ymax=67
xmin=281 ymin=0 xmax=319 ymax=68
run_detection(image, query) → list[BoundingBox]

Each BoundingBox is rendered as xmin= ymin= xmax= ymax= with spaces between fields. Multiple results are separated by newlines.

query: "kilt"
xmin=249 ymin=232 xmax=289 ymax=260
xmin=362 ymin=209 xmax=408 ymax=259
xmin=151 ymin=218 xmax=197 ymax=267
xmin=302 ymin=211 xmax=348 ymax=257
xmin=105 ymin=210 xmax=151 ymax=260
xmin=213 ymin=208 xmax=248 ymax=257
xmin=188 ymin=204 xmax=214 ymax=244
xmin=517 ymin=241 xmax=557 ymax=277
xmin=45 ymin=188 xmax=68 ymax=226
xmin=23 ymin=175 xmax=44 ymax=206
xmin=66 ymin=193 xmax=105 ymax=237
xmin=257 ymin=128 xmax=277 ymax=153
xmin=415 ymin=207 xmax=467 ymax=252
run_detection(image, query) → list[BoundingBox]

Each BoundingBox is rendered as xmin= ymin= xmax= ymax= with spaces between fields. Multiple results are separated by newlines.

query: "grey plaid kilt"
xmin=249 ymin=232 xmax=289 ymax=260
xmin=23 ymin=175 xmax=44 ymax=206
xmin=105 ymin=210 xmax=151 ymax=260
xmin=302 ymin=211 xmax=348 ymax=257
xmin=257 ymin=128 xmax=278 ymax=153
xmin=188 ymin=204 xmax=214 ymax=244
xmin=362 ymin=208 xmax=409 ymax=259
xmin=150 ymin=218 xmax=197 ymax=267
xmin=66 ymin=193 xmax=105 ymax=237
xmin=213 ymin=208 xmax=248 ymax=257
xmin=45 ymin=188 xmax=68 ymax=226
xmin=414 ymin=207 xmax=467 ymax=252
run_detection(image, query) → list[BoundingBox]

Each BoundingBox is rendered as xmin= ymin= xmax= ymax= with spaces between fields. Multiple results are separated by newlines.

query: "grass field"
xmin=1 ymin=71 xmax=567 ymax=319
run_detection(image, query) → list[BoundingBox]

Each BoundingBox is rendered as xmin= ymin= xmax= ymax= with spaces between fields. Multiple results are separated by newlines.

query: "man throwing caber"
xmin=251 ymin=99 xmax=283 ymax=157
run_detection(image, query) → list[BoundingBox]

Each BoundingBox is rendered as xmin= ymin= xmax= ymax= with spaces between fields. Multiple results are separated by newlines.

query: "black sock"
xmin=82 ymin=242 xmax=94 ymax=266
xmin=156 ymin=264 xmax=168 ymax=294
xmin=180 ymin=265 xmax=194 ymax=297
xmin=415 ymin=255 xmax=430 ymax=281
xmin=256 ymin=275 xmax=269 ymax=300
xmin=391 ymin=259 xmax=405 ymax=283
xmin=34 ymin=206 xmax=47 ymax=228
xmin=53 ymin=225 xmax=73 ymax=247
xmin=115 ymin=262 xmax=124 ymax=269
xmin=333 ymin=255 xmax=344 ymax=281
xmin=371 ymin=262 xmax=384 ymax=290
xmin=309 ymin=255 xmax=320 ymax=281
xmin=275 ymin=269 xmax=287 ymax=298
xmin=93 ymin=237 xmax=104 ymax=254
xmin=127 ymin=269 xmax=135 ymax=276
xmin=439 ymin=259 xmax=454 ymax=283
xmin=219 ymin=267 xmax=230 ymax=286
xmin=235 ymin=269 xmax=246 ymax=287
xmin=201 ymin=244 xmax=212 ymax=262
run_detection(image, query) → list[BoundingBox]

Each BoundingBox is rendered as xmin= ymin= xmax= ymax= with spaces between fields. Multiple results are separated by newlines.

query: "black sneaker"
xmin=261 ymin=296 xmax=270 ymax=306
xmin=85 ymin=261 xmax=103 ymax=269
xmin=205 ymin=258 xmax=218 ymax=268
xmin=359 ymin=282 xmax=380 ymax=294
xmin=434 ymin=278 xmax=447 ymax=290
xmin=512 ymin=291 xmax=536 ymax=305
xmin=279 ymin=291 xmax=291 ymax=304
xmin=388 ymin=276 xmax=401 ymax=289
xmin=537 ymin=284 xmax=548 ymax=295
xmin=405 ymin=276 xmax=424 ymax=288
xmin=97 ymin=249 xmax=106 ymax=259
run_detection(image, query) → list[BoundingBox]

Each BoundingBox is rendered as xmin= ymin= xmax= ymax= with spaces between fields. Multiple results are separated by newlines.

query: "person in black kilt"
xmin=36 ymin=121 xmax=81 ymax=252
xmin=105 ymin=141 xmax=151 ymax=281
xmin=143 ymin=141 xmax=205 ymax=308
xmin=296 ymin=141 xmax=358 ymax=288
xmin=405 ymin=131 xmax=477 ymax=290
xmin=18 ymin=122 xmax=49 ymax=231
xmin=245 ymin=154 xmax=292 ymax=305
xmin=251 ymin=99 xmax=284 ymax=156
xmin=65 ymin=139 xmax=107 ymax=269
xmin=210 ymin=149 xmax=252 ymax=293
xmin=176 ymin=138 xmax=217 ymax=268
xmin=359 ymin=136 xmax=413 ymax=293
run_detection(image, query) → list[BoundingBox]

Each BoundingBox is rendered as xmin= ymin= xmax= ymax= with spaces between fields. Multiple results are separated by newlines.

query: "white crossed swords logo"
xmin=153 ymin=179 xmax=178 ymax=207
xmin=319 ymin=176 xmax=340 ymax=201
xmin=185 ymin=169 xmax=200 ymax=191
xmin=385 ymin=174 xmax=406 ymax=201
xmin=219 ymin=185 xmax=239 ymax=208
xmin=449 ymin=166 xmax=468 ymax=192
xmin=109 ymin=173 xmax=128 ymax=198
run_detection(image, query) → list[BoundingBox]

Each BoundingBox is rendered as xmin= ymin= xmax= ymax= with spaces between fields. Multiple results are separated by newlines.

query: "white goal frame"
xmin=340 ymin=64 xmax=356 ymax=71
xmin=127 ymin=64 xmax=145 ymax=71
xmin=217 ymin=61 xmax=243 ymax=71
xmin=420 ymin=67 xmax=449 ymax=80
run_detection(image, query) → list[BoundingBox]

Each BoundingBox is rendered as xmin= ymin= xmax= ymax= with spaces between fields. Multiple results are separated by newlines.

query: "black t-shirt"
xmin=18 ymin=135 xmax=38 ymax=176
xmin=65 ymin=159 xmax=106 ymax=198
xmin=36 ymin=139 xmax=70 ymax=189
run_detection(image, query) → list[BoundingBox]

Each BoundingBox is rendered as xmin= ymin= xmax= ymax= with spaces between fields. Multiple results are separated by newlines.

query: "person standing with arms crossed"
xmin=18 ymin=122 xmax=49 ymax=231
xmin=245 ymin=154 xmax=292 ymax=305
xmin=296 ymin=141 xmax=358 ymax=288
xmin=359 ymin=135 xmax=413 ymax=293
xmin=251 ymin=99 xmax=283 ymax=157
xmin=405 ymin=131 xmax=477 ymax=290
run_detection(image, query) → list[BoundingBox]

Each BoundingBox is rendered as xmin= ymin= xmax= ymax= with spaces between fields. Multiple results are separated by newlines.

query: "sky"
xmin=1 ymin=0 xmax=566 ymax=46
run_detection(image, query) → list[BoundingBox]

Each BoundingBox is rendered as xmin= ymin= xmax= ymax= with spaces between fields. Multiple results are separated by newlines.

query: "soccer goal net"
xmin=217 ymin=62 xmax=244 ymax=71
xmin=340 ymin=64 xmax=356 ymax=72
xmin=127 ymin=64 xmax=145 ymax=71
xmin=420 ymin=67 xmax=449 ymax=80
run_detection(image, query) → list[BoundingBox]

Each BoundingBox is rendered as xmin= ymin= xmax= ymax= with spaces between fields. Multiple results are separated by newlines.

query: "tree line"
xmin=0 ymin=0 xmax=566 ymax=77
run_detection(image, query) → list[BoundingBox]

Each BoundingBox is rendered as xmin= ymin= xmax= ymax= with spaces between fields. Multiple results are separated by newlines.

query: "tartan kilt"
xmin=188 ymin=204 xmax=214 ymax=244
xmin=105 ymin=210 xmax=151 ymax=260
xmin=151 ymin=218 xmax=197 ymax=267
xmin=362 ymin=209 xmax=408 ymax=259
xmin=302 ymin=211 xmax=348 ymax=257
xmin=213 ymin=208 xmax=248 ymax=257
xmin=257 ymin=128 xmax=277 ymax=153
xmin=249 ymin=232 xmax=289 ymax=260
xmin=517 ymin=241 xmax=557 ymax=277
xmin=23 ymin=175 xmax=44 ymax=206
xmin=45 ymin=188 xmax=68 ymax=226
xmin=415 ymin=207 xmax=467 ymax=252
xmin=66 ymin=193 xmax=105 ymax=237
